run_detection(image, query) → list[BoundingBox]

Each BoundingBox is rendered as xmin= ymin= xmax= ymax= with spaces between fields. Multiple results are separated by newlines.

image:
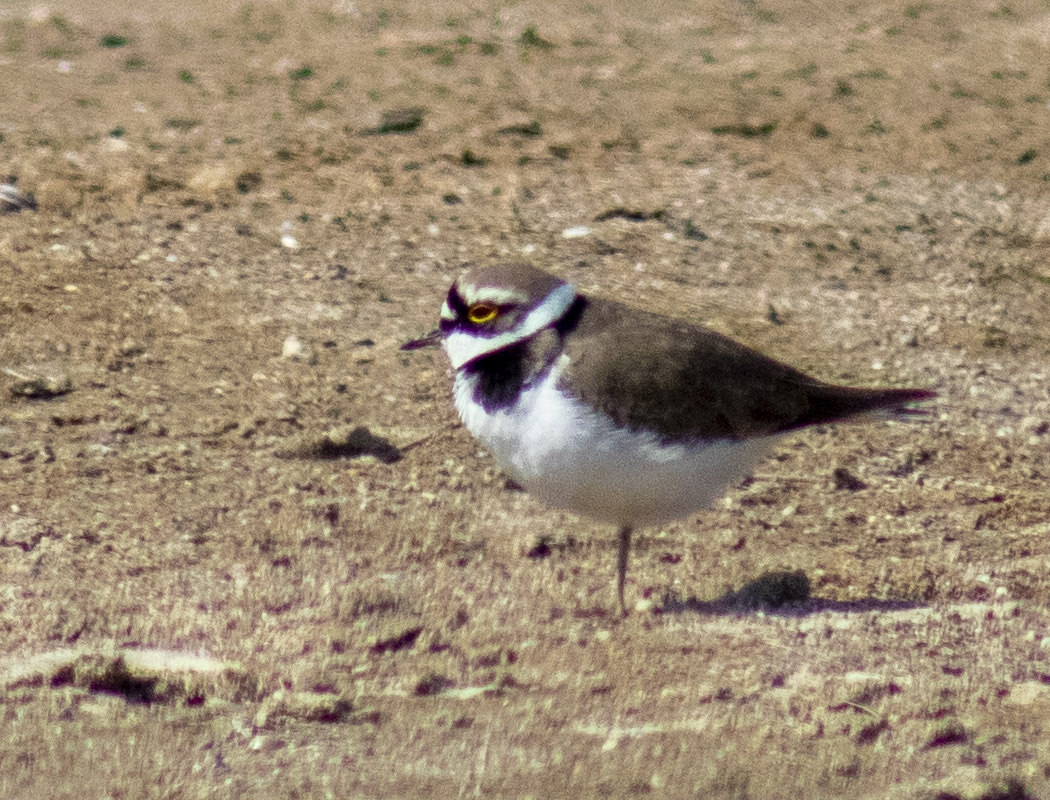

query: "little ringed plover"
xmin=403 ymin=263 xmax=935 ymax=615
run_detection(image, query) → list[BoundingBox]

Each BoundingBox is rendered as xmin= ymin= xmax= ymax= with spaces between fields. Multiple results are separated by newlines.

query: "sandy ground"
xmin=2 ymin=1 xmax=1050 ymax=798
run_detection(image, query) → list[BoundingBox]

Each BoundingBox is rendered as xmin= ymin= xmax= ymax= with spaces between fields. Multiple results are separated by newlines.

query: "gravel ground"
xmin=2 ymin=2 xmax=1050 ymax=798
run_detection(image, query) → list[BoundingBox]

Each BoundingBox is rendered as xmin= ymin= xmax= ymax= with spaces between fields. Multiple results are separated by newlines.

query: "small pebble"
xmin=281 ymin=335 xmax=307 ymax=359
xmin=562 ymin=225 xmax=592 ymax=239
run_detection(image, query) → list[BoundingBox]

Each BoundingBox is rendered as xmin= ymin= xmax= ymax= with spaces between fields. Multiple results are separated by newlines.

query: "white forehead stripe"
xmin=443 ymin=282 xmax=576 ymax=370
xmin=462 ymin=286 xmax=531 ymax=306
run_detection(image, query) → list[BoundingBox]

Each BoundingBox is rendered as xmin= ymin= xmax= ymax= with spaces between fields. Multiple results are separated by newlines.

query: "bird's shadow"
xmin=657 ymin=570 xmax=927 ymax=617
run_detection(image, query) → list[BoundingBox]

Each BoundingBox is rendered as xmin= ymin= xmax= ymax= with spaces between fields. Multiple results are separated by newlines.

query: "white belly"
xmin=452 ymin=364 xmax=778 ymax=528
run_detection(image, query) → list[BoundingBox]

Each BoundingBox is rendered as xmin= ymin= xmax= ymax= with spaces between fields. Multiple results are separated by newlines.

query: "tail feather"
xmin=794 ymin=385 xmax=936 ymax=430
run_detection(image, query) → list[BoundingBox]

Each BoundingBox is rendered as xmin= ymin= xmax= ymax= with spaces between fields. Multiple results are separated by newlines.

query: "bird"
xmin=402 ymin=263 xmax=935 ymax=615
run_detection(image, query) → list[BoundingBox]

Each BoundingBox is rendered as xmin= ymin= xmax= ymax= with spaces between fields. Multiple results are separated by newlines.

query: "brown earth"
xmin=2 ymin=1 xmax=1050 ymax=798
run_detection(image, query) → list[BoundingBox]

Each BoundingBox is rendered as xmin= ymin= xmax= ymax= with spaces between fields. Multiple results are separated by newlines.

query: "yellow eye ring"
xmin=467 ymin=303 xmax=499 ymax=324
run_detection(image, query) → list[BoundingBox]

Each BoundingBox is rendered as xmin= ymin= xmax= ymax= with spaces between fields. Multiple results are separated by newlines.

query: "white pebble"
xmin=562 ymin=225 xmax=592 ymax=239
xmin=282 ymin=335 xmax=306 ymax=359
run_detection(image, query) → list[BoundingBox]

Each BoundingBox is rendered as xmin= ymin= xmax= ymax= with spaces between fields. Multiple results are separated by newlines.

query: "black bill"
xmin=401 ymin=329 xmax=442 ymax=350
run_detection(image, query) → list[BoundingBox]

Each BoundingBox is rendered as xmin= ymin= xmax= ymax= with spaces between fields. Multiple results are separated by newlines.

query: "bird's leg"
xmin=616 ymin=525 xmax=632 ymax=616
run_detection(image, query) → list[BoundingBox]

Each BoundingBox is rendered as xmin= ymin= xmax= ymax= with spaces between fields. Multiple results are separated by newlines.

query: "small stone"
xmin=279 ymin=221 xmax=299 ymax=250
xmin=4 ymin=367 xmax=73 ymax=399
xmin=275 ymin=425 xmax=402 ymax=464
xmin=0 ymin=513 xmax=54 ymax=552
xmin=0 ymin=180 xmax=37 ymax=213
xmin=254 ymin=689 xmax=358 ymax=728
xmin=281 ymin=335 xmax=307 ymax=359
xmin=361 ymin=107 xmax=425 ymax=136
xmin=833 ymin=467 xmax=868 ymax=491
xmin=562 ymin=225 xmax=592 ymax=239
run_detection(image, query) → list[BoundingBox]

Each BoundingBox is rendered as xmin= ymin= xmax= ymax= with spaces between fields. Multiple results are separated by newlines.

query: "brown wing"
xmin=558 ymin=298 xmax=934 ymax=441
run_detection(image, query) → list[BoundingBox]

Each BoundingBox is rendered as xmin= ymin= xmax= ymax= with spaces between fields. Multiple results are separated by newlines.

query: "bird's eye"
xmin=467 ymin=302 xmax=499 ymax=324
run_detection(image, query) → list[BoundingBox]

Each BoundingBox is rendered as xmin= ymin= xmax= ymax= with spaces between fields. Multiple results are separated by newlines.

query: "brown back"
xmin=558 ymin=297 xmax=934 ymax=441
